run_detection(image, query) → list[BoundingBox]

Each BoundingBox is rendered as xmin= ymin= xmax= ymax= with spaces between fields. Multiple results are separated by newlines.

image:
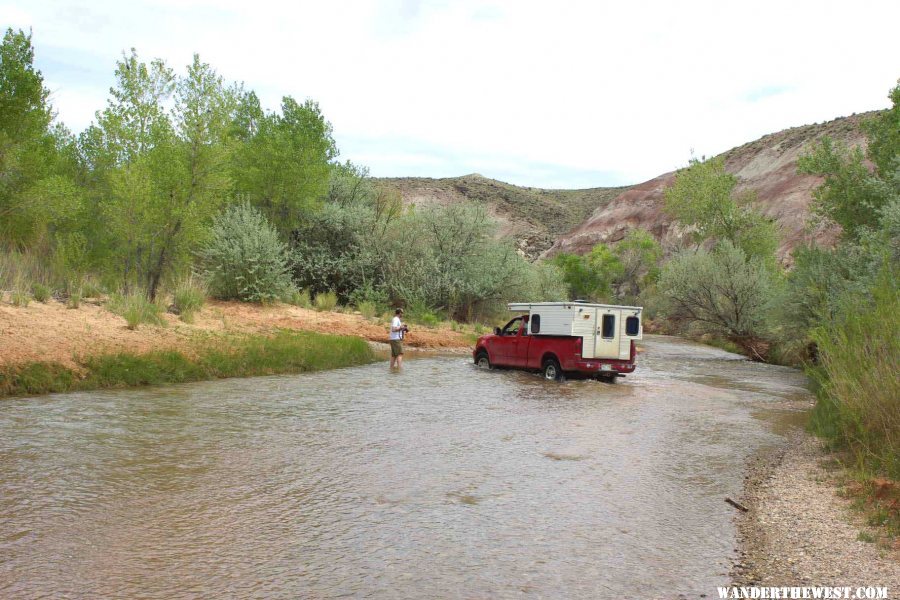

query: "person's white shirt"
xmin=390 ymin=316 xmax=403 ymax=340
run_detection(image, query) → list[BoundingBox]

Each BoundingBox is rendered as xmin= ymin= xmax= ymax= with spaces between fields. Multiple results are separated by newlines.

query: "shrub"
xmin=314 ymin=290 xmax=338 ymax=312
xmin=357 ymin=300 xmax=377 ymax=319
xmin=32 ymin=283 xmax=51 ymax=303
xmin=10 ymin=288 xmax=30 ymax=307
xmin=809 ymin=269 xmax=900 ymax=479
xmin=199 ymin=202 xmax=295 ymax=303
xmin=66 ymin=288 xmax=82 ymax=309
xmin=657 ymin=241 xmax=776 ymax=345
xmin=173 ymin=278 xmax=206 ymax=323
xmin=284 ymin=288 xmax=312 ymax=308
xmin=348 ymin=284 xmax=389 ymax=314
xmin=108 ymin=292 xmax=164 ymax=330
xmin=81 ymin=278 xmax=104 ymax=298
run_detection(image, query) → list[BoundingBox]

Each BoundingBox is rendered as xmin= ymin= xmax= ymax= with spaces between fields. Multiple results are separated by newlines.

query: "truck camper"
xmin=472 ymin=302 xmax=643 ymax=381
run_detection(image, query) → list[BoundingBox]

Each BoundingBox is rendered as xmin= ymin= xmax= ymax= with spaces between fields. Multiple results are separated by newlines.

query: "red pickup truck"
xmin=473 ymin=313 xmax=637 ymax=381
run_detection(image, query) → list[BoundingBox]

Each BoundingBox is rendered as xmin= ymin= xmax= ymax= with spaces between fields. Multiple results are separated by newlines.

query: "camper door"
xmin=594 ymin=308 xmax=620 ymax=359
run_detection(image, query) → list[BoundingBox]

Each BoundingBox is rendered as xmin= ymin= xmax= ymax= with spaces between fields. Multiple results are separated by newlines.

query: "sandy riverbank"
xmin=732 ymin=432 xmax=899 ymax=588
xmin=0 ymin=297 xmax=473 ymax=369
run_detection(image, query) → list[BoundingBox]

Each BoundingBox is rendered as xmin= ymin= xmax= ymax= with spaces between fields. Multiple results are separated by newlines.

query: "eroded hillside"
xmin=377 ymin=112 xmax=878 ymax=264
xmin=544 ymin=112 xmax=877 ymax=262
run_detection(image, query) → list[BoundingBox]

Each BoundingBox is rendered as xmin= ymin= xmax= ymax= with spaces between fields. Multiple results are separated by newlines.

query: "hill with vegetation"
xmin=376 ymin=174 xmax=627 ymax=259
xmin=545 ymin=112 xmax=879 ymax=262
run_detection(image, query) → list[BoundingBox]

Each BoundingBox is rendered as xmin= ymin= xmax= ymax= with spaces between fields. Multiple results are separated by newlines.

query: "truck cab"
xmin=473 ymin=302 xmax=642 ymax=381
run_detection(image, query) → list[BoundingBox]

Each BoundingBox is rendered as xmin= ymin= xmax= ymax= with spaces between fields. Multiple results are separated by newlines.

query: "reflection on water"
xmin=0 ymin=335 xmax=812 ymax=599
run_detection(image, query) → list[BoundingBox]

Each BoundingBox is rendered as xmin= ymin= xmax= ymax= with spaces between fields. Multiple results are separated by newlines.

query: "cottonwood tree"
xmin=664 ymin=156 xmax=778 ymax=262
xmin=798 ymin=81 xmax=899 ymax=241
xmin=552 ymin=243 xmax=624 ymax=302
xmin=612 ymin=228 xmax=662 ymax=301
xmin=232 ymin=96 xmax=337 ymax=240
xmin=80 ymin=51 xmax=235 ymax=298
xmin=0 ymin=28 xmax=70 ymax=248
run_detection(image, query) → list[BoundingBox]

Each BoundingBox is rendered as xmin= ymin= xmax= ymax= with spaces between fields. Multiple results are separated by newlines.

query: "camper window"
xmin=531 ymin=314 xmax=541 ymax=334
xmin=602 ymin=314 xmax=615 ymax=338
xmin=626 ymin=316 xmax=640 ymax=336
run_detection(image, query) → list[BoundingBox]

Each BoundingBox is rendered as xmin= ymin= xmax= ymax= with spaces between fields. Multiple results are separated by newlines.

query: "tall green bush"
xmin=199 ymin=202 xmax=295 ymax=303
xmin=809 ymin=269 xmax=900 ymax=478
xmin=657 ymin=241 xmax=776 ymax=344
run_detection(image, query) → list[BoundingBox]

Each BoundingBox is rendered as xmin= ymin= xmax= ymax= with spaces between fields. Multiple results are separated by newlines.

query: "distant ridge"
xmin=377 ymin=111 xmax=880 ymax=263
xmin=375 ymin=174 xmax=627 ymax=259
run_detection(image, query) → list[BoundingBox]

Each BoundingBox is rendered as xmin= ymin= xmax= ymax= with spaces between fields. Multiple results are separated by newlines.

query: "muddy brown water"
xmin=0 ymin=335 xmax=812 ymax=599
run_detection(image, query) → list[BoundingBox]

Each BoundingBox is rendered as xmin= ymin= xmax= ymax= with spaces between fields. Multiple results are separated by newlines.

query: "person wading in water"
xmin=389 ymin=308 xmax=408 ymax=369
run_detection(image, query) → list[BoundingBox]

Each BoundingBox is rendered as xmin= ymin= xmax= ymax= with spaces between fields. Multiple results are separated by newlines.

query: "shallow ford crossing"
xmin=0 ymin=336 xmax=812 ymax=598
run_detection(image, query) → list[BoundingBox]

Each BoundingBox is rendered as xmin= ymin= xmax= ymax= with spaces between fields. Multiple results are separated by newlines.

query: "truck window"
xmin=625 ymin=316 xmax=640 ymax=336
xmin=531 ymin=314 xmax=541 ymax=334
xmin=501 ymin=318 xmax=521 ymax=336
xmin=601 ymin=314 xmax=615 ymax=339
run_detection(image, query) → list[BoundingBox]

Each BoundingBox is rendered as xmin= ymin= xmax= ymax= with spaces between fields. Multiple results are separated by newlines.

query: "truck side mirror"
xmin=493 ymin=327 xmax=501 ymax=335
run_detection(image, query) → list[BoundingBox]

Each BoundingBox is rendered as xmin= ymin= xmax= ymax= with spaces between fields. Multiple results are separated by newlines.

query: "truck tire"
xmin=474 ymin=350 xmax=492 ymax=369
xmin=542 ymin=358 xmax=563 ymax=381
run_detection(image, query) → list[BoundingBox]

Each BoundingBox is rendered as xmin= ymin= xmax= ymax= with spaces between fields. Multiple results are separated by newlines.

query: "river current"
xmin=0 ymin=335 xmax=812 ymax=598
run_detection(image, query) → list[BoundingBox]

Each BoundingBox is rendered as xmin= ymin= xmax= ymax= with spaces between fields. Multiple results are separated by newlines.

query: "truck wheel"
xmin=475 ymin=350 xmax=492 ymax=369
xmin=542 ymin=358 xmax=562 ymax=381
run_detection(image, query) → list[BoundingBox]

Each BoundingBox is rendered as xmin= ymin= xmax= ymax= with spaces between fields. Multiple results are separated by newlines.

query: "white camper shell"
xmin=507 ymin=302 xmax=643 ymax=361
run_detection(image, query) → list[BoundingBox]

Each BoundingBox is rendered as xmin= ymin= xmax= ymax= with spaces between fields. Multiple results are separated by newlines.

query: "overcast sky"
xmin=3 ymin=0 xmax=899 ymax=188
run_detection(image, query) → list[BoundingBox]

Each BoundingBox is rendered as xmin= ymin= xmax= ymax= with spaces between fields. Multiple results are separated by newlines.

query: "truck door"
xmin=492 ymin=316 xmax=523 ymax=366
xmin=510 ymin=316 xmax=531 ymax=367
xmin=594 ymin=309 xmax=620 ymax=359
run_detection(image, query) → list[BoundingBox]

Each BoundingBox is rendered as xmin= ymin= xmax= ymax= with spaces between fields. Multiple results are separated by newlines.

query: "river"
xmin=0 ymin=335 xmax=812 ymax=599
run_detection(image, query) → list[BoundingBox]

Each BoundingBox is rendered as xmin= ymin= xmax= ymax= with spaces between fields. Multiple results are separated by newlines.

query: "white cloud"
xmin=9 ymin=0 xmax=900 ymax=187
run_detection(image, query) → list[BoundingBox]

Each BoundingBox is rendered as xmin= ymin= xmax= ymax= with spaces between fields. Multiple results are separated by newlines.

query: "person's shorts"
xmin=390 ymin=340 xmax=403 ymax=357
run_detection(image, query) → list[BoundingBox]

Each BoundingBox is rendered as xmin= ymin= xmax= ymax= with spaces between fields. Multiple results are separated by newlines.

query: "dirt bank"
xmin=0 ymin=297 xmax=473 ymax=369
xmin=733 ymin=432 xmax=899 ymax=587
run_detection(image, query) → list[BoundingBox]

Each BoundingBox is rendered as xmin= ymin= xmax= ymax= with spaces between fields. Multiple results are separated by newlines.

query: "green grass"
xmin=314 ymin=291 xmax=338 ymax=312
xmin=0 ymin=330 xmax=375 ymax=398
xmin=857 ymin=531 xmax=875 ymax=543
xmin=357 ymin=300 xmax=377 ymax=319
xmin=10 ymin=287 xmax=30 ymax=307
xmin=32 ymin=283 xmax=51 ymax=303
xmin=108 ymin=292 xmax=164 ymax=329
xmin=81 ymin=278 xmax=105 ymax=298
xmin=404 ymin=300 xmax=442 ymax=328
xmin=66 ymin=287 xmax=82 ymax=309
xmin=285 ymin=288 xmax=312 ymax=308
xmin=173 ymin=279 xmax=206 ymax=323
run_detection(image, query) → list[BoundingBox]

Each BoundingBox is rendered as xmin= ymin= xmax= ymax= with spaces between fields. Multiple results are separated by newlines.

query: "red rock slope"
xmin=544 ymin=113 xmax=877 ymax=263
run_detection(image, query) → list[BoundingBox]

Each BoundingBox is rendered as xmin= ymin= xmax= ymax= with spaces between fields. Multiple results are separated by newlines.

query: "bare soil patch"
xmin=0 ymin=297 xmax=472 ymax=368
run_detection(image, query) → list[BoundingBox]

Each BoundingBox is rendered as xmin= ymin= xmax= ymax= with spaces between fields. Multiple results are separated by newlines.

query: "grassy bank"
xmin=0 ymin=330 xmax=376 ymax=398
